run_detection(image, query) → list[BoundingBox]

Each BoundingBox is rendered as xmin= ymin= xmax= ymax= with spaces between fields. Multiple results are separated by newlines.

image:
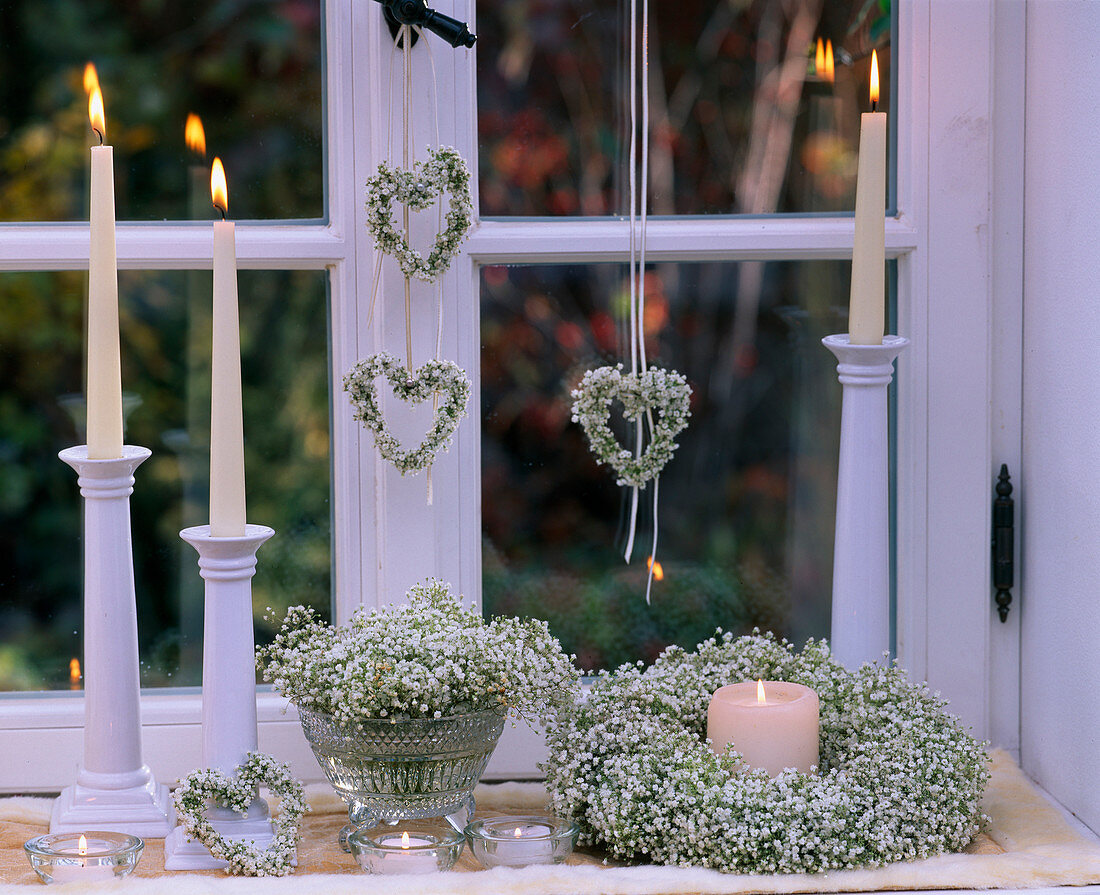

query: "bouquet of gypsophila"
xmin=258 ymin=579 xmax=580 ymax=725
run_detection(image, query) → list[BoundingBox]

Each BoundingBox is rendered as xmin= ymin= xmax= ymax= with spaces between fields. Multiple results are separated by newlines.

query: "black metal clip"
xmin=992 ymin=464 xmax=1014 ymax=622
xmin=371 ymin=0 xmax=476 ymax=48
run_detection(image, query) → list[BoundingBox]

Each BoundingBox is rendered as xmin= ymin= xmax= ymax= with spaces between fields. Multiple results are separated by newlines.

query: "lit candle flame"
xmin=815 ymin=38 xmax=825 ymax=76
xmin=69 ymin=658 xmax=81 ymax=688
xmin=824 ymin=40 xmax=835 ymax=83
xmin=211 ymin=157 xmax=228 ymax=216
xmin=870 ymin=49 xmax=880 ymax=108
xmin=185 ymin=113 xmax=207 ymax=157
xmin=88 ymin=87 xmax=106 ymax=142
xmin=83 ymin=63 xmax=100 ymax=97
xmin=757 ymin=679 xmax=766 ymax=705
xmin=514 ymin=826 xmax=523 ymax=839
xmin=78 ymin=835 xmax=88 ymax=856
xmin=646 ymin=555 xmax=664 ymax=581
xmin=400 ymin=831 xmax=410 ymax=849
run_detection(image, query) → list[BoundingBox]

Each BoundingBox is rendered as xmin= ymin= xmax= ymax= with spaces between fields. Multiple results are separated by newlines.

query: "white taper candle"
xmin=86 ymin=86 xmax=124 ymax=459
xmin=209 ymin=158 xmax=246 ymax=537
xmin=848 ymin=50 xmax=887 ymax=346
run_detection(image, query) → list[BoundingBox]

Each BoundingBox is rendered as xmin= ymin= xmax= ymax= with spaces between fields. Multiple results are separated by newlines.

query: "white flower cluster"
xmin=343 ymin=352 xmax=469 ymax=475
xmin=173 ymin=751 xmax=307 ymax=877
xmin=571 ymin=364 xmax=692 ymax=489
xmin=543 ymin=632 xmax=990 ymax=874
xmin=364 ymin=145 xmax=473 ymax=282
xmin=258 ymin=579 xmax=580 ymax=724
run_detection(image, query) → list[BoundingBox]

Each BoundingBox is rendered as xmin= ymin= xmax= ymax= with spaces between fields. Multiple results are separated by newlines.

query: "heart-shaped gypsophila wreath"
xmin=571 ymin=364 xmax=691 ymax=489
xmin=344 ymin=352 xmax=471 ymax=475
xmin=173 ymin=751 xmax=307 ymax=877
xmin=364 ymin=145 xmax=473 ymax=283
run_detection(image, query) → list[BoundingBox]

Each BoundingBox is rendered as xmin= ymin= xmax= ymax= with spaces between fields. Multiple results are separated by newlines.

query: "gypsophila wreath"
xmin=544 ymin=632 xmax=990 ymax=874
xmin=173 ymin=751 xmax=307 ymax=877
xmin=571 ymin=364 xmax=691 ymax=489
xmin=343 ymin=351 xmax=470 ymax=475
xmin=364 ymin=145 xmax=473 ymax=283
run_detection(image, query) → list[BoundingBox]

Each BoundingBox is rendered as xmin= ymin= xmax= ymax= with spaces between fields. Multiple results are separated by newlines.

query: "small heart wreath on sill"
xmin=173 ymin=751 xmax=307 ymax=877
xmin=364 ymin=145 xmax=473 ymax=283
xmin=571 ymin=364 xmax=692 ymax=489
xmin=344 ymin=351 xmax=471 ymax=475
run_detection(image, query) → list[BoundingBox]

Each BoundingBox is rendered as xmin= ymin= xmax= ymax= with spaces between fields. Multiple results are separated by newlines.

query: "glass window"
xmin=477 ymin=0 xmax=891 ymax=216
xmin=0 ymin=0 xmax=324 ymax=222
xmin=481 ymin=259 xmax=883 ymax=669
xmin=0 ymin=269 xmax=331 ymax=691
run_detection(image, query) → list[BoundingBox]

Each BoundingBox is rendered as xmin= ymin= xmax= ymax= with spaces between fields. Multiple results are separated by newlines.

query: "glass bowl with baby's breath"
xmin=258 ymin=579 xmax=579 ymax=849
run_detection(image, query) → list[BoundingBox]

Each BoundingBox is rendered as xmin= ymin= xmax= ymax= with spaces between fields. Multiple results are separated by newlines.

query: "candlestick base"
xmin=162 ymin=523 xmax=277 ymax=870
xmin=163 ymin=802 xmax=281 ymax=871
xmin=822 ymin=335 xmax=908 ymax=669
xmin=50 ymin=774 xmax=173 ymax=838
xmin=51 ymin=445 xmax=172 ymax=838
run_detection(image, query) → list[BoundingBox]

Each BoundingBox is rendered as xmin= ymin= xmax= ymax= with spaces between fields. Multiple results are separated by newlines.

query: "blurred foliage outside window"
xmin=478 ymin=0 xmax=891 ymax=216
xmin=0 ymin=1 xmax=330 ymax=693
xmin=0 ymin=270 xmax=332 ymax=692
xmin=0 ymin=0 xmax=324 ymax=221
xmin=481 ymin=261 xmax=886 ymax=670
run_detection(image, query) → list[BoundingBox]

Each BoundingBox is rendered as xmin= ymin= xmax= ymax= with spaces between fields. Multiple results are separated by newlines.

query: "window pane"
xmin=477 ymin=0 xmax=891 ymax=216
xmin=482 ymin=260 xmax=862 ymax=669
xmin=0 ymin=269 xmax=331 ymax=691
xmin=0 ymin=1 xmax=324 ymax=222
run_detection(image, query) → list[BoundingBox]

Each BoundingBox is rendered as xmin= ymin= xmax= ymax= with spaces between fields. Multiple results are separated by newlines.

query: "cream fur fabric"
xmin=1 ymin=751 xmax=1098 ymax=894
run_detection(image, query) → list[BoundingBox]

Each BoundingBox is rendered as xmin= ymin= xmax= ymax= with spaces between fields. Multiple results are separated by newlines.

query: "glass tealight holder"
xmin=24 ymin=832 xmax=144 ymax=884
xmin=348 ymin=820 xmax=465 ymax=874
xmin=464 ymin=815 xmax=579 ymax=868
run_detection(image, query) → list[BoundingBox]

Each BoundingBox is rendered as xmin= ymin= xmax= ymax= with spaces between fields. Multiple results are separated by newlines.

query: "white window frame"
xmin=0 ymin=0 xmax=1021 ymax=791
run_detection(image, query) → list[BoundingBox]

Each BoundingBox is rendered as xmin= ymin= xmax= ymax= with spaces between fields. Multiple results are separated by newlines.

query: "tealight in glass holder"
xmin=348 ymin=820 xmax=465 ymax=874
xmin=24 ymin=832 xmax=143 ymax=884
xmin=465 ymin=815 xmax=579 ymax=868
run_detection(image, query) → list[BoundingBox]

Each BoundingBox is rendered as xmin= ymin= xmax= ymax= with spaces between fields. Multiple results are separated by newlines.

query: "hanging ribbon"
xmin=621 ymin=0 xmax=660 ymax=604
xmin=367 ymin=25 xmax=448 ymax=505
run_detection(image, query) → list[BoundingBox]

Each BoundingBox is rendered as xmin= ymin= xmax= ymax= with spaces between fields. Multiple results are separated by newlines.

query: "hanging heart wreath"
xmin=173 ymin=751 xmax=307 ymax=877
xmin=364 ymin=145 xmax=473 ymax=283
xmin=571 ymin=364 xmax=692 ymax=489
xmin=344 ymin=351 xmax=470 ymax=475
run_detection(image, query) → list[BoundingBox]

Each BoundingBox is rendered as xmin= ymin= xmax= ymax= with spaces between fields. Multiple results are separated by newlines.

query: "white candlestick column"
xmin=51 ymin=446 xmax=172 ymax=837
xmin=210 ymin=219 xmax=246 ymax=537
xmin=163 ymin=523 xmax=277 ymax=870
xmin=823 ymin=334 xmax=908 ymax=668
xmin=87 ymin=144 xmax=124 ymax=459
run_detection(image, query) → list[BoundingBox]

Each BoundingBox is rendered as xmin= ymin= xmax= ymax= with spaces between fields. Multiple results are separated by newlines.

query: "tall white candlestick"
xmin=87 ymin=87 xmax=124 ymax=460
xmin=209 ymin=158 xmax=246 ymax=537
xmin=849 ymin=51 xmax=887 ymax=346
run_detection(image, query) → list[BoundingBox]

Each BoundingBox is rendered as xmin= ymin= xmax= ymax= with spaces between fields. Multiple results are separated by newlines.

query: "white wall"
xmin=1021 ymin=0 xmax=1100 ymax=834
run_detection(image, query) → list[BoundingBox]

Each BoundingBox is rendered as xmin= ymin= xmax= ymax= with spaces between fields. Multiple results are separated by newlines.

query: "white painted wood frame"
xmin=0 ymin=0 xmax=1024 ymax=790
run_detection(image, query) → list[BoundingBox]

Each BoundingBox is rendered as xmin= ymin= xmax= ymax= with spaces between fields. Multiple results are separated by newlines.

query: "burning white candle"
xmin=707 ymin=680 xmax=819 ymax=777
xmin=849 ymin=49 xmax=887 ymax=346
xmin=86 ymin=75 xmax=124 ymax=459
xmin=209 ymin=157 xmax=247 ymax=537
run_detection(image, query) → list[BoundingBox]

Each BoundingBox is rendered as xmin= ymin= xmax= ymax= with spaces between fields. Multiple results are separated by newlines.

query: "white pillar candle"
xmin=86 ymin=86 xmax=124 ymax=459
xmin=849 ymin=49 xmax=887 ymax=346
xmin=209 ymin=158 xmax=247 ymax=537
xmin=707 ymin=680 xmax=819 ymax=777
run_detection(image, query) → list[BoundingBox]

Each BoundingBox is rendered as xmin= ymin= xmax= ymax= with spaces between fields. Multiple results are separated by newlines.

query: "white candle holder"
xmin=163 ymin=524 xmax=277 ymax=870
xmin=822 ymin=335 xmax=909 ymax=669
xmin=51 ymin=446 xmax=173 ymax=838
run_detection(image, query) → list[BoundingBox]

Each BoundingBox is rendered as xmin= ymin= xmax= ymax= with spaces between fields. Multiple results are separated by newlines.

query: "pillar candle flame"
xmin=870 ymin=49 xmax=880 ymax=109
xmin=757 ymin=679 xmax=766 ymax=704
